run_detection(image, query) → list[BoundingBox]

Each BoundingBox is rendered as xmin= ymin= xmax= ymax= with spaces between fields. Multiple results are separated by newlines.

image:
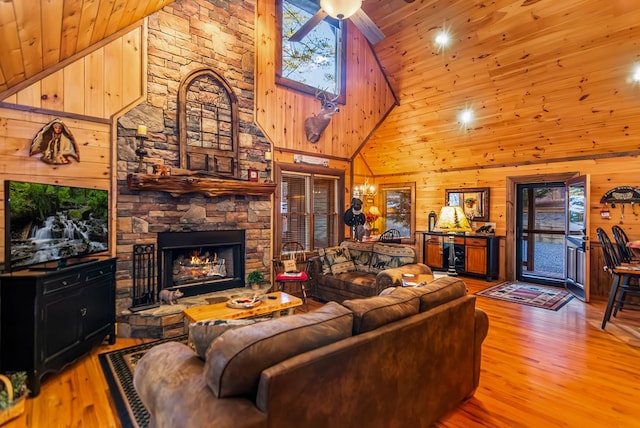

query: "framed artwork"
xmin=445 ymin=187 xmax=490 ymax=221
xmin=248 ymin=168 xmax=259 ymax=182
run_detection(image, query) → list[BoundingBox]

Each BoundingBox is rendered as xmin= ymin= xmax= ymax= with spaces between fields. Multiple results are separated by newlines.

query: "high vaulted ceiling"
xmin=361 ymin=0 xmax=640 ymax=175
xmin=0 ymin=0 xmax=172 ymax=95
xmin=2 ymin=0 xmax=640 ymax=176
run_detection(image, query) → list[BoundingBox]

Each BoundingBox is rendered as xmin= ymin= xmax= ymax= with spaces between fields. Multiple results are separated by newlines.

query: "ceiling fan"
xmin=289 ymin=0 xmax=387 ymax=45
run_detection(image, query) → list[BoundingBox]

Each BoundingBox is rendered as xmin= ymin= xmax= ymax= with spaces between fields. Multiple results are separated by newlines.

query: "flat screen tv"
xmin=4 ymin=180 xmax=109 ymax=272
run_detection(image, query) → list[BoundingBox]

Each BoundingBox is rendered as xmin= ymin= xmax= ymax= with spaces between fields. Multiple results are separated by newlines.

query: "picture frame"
xmin=248 ymin=167 xmax=259 ymax=182
xmin=445 ymin=187 xmax=490 ymax=221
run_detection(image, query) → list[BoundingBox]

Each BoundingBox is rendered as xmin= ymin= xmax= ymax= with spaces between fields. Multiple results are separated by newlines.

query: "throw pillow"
xmin=283 ymin=258 xmax=298 ymax=272
xmin=369 ymin=243 xmax=416 ymax=273
xmin=317 ymin=248 xmax=333 ymax=275
xmin=342 ymin=241 xmax=374 ymax=272
xmin=189 ymin=318 xmax=269 ymax=359
xmin=319 ymin=246 xmax=356 ymax=274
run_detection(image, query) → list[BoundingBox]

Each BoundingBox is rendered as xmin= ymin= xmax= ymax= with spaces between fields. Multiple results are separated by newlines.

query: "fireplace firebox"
xmin=157 ymin=230 xmax=245 ymax=297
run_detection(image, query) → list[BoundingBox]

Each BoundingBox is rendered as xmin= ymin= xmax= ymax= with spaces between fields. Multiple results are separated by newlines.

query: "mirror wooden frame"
xmin=445 ymin=187 xmax=490 ymax=222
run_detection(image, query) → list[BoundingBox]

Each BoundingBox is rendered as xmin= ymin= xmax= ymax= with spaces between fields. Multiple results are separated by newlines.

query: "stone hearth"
xmin=118 ymin=287 xmax=253 ymax=339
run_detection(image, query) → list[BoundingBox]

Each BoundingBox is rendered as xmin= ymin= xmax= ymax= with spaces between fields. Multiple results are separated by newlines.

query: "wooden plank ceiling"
xmin=362 ymin=0 xmax=640 ymax=175
xmin=0 ymin=0 xmax=172 ymax=95
xmin=2 ymin=0 xmax=640 ymax=176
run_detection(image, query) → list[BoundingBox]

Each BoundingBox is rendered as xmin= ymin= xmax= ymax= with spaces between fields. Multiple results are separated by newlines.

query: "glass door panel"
xmin=517 ymin=184 xmax=566 ymax=285
xmin=565 ymin=175 xmax=590 ymax=301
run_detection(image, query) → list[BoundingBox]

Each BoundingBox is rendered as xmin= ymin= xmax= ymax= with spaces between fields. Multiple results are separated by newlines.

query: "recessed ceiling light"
xmin=435 ymin=31 xmax=450 ymax=48
xmin=458 ymin=108 xmax=474 ymax=126
xmin=632 ymin=64 xmax=640 ymax=83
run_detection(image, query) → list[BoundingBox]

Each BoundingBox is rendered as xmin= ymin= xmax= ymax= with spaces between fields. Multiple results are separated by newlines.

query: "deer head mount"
xmin=304 ymin=91 xmax=340 ymax=143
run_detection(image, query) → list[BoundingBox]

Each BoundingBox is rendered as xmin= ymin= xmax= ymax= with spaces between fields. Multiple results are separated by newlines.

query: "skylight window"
xmin=277 ymin=0 xmax=346 ymax=101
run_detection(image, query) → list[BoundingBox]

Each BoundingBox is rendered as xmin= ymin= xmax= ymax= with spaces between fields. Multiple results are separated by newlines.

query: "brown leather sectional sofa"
xmin=133 ymin=276 xmax=489 ymax=428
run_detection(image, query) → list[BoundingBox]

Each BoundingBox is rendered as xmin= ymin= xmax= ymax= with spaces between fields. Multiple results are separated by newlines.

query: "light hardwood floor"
xmin=5 ymin=277 xmax=640 ymax=427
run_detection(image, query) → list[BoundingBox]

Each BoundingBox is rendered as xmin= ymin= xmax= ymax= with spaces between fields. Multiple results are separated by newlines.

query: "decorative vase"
xmin=363 ymin=224 xmax=371 ymax=238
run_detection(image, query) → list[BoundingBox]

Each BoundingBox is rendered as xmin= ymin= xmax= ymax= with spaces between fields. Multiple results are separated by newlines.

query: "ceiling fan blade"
xmin=350 ymin=9 xmax=385 ymax=45
xmin=289 ymin=9 xmax=329 ymax=42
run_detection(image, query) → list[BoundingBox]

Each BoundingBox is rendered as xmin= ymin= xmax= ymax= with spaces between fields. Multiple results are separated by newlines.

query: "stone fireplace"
xmin=113 ymin=0 xmax=273 ymax=338
xmin=157 ymin=230 xmax=245 ymax=297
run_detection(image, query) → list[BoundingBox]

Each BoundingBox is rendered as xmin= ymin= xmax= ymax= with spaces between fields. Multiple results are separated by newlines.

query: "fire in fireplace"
xmin=157 ymin=230 xmax=245 ymax=297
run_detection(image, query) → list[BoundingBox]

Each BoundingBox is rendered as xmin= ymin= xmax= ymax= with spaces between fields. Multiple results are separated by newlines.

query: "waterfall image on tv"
xmin=4 ymin=180 xmax=109 ymax=271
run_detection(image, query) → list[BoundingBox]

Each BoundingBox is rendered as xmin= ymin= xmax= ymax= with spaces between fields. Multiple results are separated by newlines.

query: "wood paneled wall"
xmin=0 ymin=25 xmax=143 ymax=265
xmin=376 ymin=155 xmax=640 ymax=295
xmin=1 ymin=26 xmax=145 ymax=120
xmin=0 ymin=108 xmax=113 ymax=263
xmin=254 ymin=0 xmax=397 ymax=162
xmin=0 ymin=0 xmax=170 ymax=96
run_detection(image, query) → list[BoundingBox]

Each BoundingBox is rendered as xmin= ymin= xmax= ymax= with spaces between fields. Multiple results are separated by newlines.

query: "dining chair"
xmin=596 ymin=227 xmax=640 ymax=329
xmin=272 ymin=241 xmax=309 ymax=308
xmin=378 ymin=229 xmax=402 ymax=243
xmin=611 ymin=225 xmax=638 ymax=263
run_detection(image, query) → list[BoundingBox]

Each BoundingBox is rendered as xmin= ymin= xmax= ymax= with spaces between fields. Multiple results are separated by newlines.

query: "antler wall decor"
xmin=304 ymin=91 xmax=340 ymax=143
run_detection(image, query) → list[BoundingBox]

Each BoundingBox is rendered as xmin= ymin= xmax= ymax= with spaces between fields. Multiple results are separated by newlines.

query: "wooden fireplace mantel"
xmin=127 ymin=173 xmax=276 ymax=197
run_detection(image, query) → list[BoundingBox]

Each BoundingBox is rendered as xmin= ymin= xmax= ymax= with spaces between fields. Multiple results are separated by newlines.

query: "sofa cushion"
xmin=342 ymin=287 xmax=419 ymax=334
xmin=188 ymin=318 xmax=269 ymax=359
xmin=369 ymin=243 xmax=416 ymax=273
xmin=318 ymin=271 xmax=377 ymax=293
xmin=388 ymin=276 xmax=467 ymax=312
xmin=204 ymin=302 xmax=353 ymax=398
xmin=341 ymin=241 xmax=374 ymax=272
xmin=319 ymin=246 xmax=356 ymax=274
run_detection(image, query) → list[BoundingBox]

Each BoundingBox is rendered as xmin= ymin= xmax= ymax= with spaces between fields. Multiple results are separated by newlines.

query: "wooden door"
xmin=565 ymin=175 xmax=590 ymax=301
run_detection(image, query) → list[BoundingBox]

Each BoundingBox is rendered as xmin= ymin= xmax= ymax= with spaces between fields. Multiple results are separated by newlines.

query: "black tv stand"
xmin=29 ymin=258 xmax=98 ymax=272
xmin=0 ymin=258 xmax=117 ymax=396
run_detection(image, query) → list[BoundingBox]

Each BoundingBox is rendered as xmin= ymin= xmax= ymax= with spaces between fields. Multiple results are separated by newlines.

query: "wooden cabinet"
xmin=0 ymin=258 xmax=116 ymax=396
xmin=465 ymin=238 xmax=489 ymax=276
xmin=425 ymin=234 xmax=445 ymax=269
xmin=422 ymin=233 xmax=500 ymax=281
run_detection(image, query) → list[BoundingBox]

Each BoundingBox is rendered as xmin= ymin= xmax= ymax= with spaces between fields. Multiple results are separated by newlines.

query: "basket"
xmin=0 ymin=374 xmax=26 ymax=426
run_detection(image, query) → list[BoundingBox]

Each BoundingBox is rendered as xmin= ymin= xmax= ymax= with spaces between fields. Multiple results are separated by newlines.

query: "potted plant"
xmin=464 ymin=197 xmax=476 ymax=208
xmin=0 ymin=372 xmax=28 ymax=425
xmin=247 ymin=270 xmax=265 ymax=290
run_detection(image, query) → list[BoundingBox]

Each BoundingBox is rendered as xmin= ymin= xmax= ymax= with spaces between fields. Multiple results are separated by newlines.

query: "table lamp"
xmin=367 ymin=205 xmax=381 ymax=233
xmin=435 ymin=206 xmax=472 ymax=276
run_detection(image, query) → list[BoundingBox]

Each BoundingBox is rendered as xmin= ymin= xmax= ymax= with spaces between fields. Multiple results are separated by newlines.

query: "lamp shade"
xmin=435 ymin=206 xmax=471 ymax=232
xmin=368 ymin=206 xmax=381 ymax=217
xmin=320 ymin=0 xmax=362 ymax=19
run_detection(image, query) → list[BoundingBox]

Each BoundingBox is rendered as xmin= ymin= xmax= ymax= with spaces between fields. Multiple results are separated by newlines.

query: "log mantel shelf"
xmin=126 ymin=173 xmax=276 ymax=197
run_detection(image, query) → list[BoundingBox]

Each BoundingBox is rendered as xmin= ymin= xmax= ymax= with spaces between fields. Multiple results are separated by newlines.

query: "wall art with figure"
xmin=29 ymin=118 xmax=80 ymax=165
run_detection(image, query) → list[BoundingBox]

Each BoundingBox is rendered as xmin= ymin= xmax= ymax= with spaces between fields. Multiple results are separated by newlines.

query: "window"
xmin=277 ymin=168 xmax=342 ymax=252
xmin=178 ymin=68 xmax=239 ymax=177
xmin=380 ymin=183 xmax=416 ymax=241
xmin=276 ymin=0 xmax=346 ymax=101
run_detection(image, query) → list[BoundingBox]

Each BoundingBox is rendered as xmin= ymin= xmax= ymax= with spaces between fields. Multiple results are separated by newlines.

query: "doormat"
xmin=99 ymin=335 xmax=188 ymax=428
xmin=475 ymin=281 xmax=574 ymax=311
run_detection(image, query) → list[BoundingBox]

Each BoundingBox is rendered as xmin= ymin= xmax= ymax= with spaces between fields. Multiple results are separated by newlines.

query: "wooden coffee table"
xmin=183 ymin=291 xmax=303 ymax=326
